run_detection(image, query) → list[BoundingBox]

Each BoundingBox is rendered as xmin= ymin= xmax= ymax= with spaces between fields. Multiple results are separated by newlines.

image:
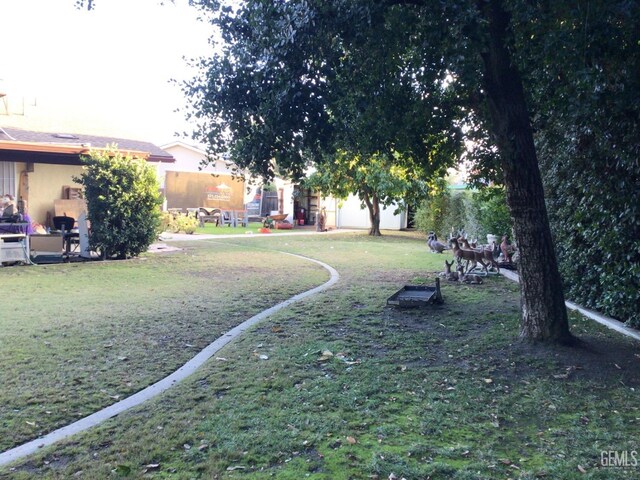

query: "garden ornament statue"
xmin=442 ymin=260 xmax=459 ymax=281
xmin=427 ymin=232 xmax=448 ymax=253
xmin=450 ymin=237 xmax=489 ymax=274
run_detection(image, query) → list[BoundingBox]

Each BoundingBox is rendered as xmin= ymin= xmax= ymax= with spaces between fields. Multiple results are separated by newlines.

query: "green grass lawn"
xmin=0 ymin=243 xmax=327 ymax=452
xmin=2 ymin=232 xmax=639 ymax=479
xmin=194 ymin=222 xmax=301 ymax=236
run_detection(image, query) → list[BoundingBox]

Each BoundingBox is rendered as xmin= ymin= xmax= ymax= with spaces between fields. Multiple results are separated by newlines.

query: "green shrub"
xmin=415 ymin=187 xmax=511 ymax=243
xmin=76 ymin=146 xmax=161 ymax=259
xmin=159 ymin=212 xmax=199 ymax=234
xmin=159 ymin=211 xmax=177 ymax=234
xmin=468 ymin=187 xmax=512 ymax=241
xmin=414 ymin=191 xmax=450 ymax=238
xmin=541 ymin=152 xmax=640 ymax=327
xmin=174 ymin=213 xmax=199 ymax=234
xmin=415 ymin=188 xmax=469 ymax=239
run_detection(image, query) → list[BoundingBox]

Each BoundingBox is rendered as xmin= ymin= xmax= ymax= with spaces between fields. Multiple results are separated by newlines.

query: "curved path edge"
xmin=0 ymin=252 xmax=339 ymax=468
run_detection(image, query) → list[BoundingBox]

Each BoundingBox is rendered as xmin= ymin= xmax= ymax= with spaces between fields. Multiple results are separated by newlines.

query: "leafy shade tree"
xmin=185 ymin=0 xmax=574 ymax=343
xmin=76 ymin=147 xmax=161 ymax=259
xmin=307 ymin=152 xmax=429 ymax=236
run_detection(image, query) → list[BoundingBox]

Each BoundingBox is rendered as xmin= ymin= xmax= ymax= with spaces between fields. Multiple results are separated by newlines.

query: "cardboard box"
xmin=30 ymin=234 xmax=63 ymax=253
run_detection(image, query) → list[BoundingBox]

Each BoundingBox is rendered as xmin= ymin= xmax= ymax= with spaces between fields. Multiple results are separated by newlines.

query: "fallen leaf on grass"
xmin=343 ymin=360 xmax=361 ymax=365
xmin=346 ymin=436 xmax=357 ymax=444
xmin=318 ymin=350 xmax=334 ymax=362
xmin=271 ymin=326 xmax=284 ymax=333
xmin=143 ymin=464 xmax=160 ymax=473
xmin=553 ymin=366 xmax=577 ymax=380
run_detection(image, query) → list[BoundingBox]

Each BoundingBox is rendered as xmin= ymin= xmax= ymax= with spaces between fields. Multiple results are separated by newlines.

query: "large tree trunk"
xmin=479 ymin=0 xmax=573 ymax=344
xmin=363 ymin=191 xmax=382 ymax=236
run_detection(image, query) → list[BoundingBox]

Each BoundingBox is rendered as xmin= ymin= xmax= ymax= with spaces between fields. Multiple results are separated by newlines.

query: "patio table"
xmin=0 ymin=222 xmax=29 ymax=235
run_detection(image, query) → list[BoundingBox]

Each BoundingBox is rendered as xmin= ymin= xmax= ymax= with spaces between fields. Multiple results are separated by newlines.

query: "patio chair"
xmin=218 ymin=209 xmax=232 ymax=227
xmin=235 ymin=209 xmax=248 ymax=227
xmin=53 ymin=215 xmax=79 ymax=259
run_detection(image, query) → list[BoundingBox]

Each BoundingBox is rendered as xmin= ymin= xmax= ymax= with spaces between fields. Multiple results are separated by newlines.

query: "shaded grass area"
xmin=0 ymin=243 xmax=327 ymax=452
xmin=2 ymin=232 xmax=639 ymax=479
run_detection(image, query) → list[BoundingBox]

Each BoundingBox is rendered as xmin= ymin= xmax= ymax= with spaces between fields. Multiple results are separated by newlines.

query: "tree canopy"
xmin=184 ymin=0 xmax=580 ymax=343
xmin=182 ymin=0 xmax=574 ymax=342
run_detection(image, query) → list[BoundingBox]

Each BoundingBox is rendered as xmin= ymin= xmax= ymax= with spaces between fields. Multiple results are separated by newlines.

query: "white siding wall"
xmin=336 ymin=194 xmax=406 ymax=230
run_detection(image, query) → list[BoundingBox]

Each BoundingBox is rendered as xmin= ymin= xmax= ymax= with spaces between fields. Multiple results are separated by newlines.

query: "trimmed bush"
xmin=159 ymin=212 xmax=199 ymax=234
xmin=541 ymin=154 xmax=640 ymax=327
xmin=76 ymin=147 xmax=161 ymax=259
xmin=174 ymin=213 xmax=199 ymax=234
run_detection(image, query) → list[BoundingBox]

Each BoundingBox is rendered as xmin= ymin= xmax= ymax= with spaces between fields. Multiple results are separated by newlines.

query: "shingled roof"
xmin=0 ymin=127 xmax=174 ymax=164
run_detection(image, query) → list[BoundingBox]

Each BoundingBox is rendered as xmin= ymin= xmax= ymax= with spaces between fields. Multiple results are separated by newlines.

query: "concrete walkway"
xmin=0 ymin=252 xmax=340 ymax=468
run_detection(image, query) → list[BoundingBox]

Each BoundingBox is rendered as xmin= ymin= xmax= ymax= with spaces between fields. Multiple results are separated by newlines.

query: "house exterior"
xmin=0 ymin=127 xmax=174 ymax=226
xmin=157 ymin=142 xmax=410 ymax=230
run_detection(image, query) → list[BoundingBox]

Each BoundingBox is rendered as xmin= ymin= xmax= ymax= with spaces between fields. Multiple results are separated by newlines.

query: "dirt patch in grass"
xmin=507 ymin=332 xmax=640 ymax=386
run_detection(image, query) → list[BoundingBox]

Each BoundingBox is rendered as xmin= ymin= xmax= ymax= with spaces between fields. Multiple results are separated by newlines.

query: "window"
xmin=0 ymin=162 xmax=16 ymax=197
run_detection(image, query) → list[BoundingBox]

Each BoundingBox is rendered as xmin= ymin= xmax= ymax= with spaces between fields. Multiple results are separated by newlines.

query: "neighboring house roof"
xmin=161 ymin=140 xmax=242 ymax=173
xmin=160 ymin=140 xmax=206 ymax=156
xmin=0 ymin=127 xmax=174 ymax=164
